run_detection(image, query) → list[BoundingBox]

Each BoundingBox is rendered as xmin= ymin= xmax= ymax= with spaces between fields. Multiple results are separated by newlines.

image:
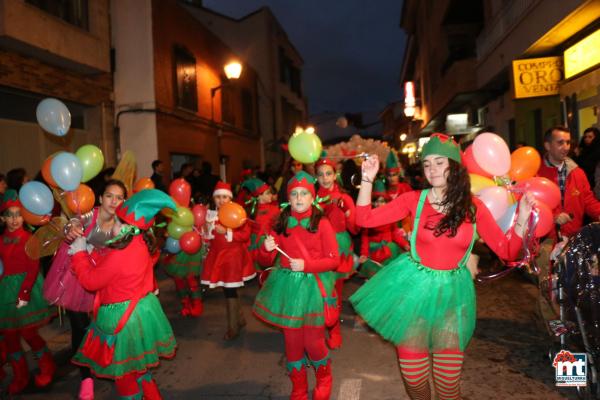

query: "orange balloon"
xmin=161 ymin=207 xmax=174 ymax=217
xmin=509 ymin=146 xmax=541 ymax=181
xmin=218 ymin=202 xmax=247 ymax=229
xmin=21 ymin=207 xmax=50 ymax=226
xmin=41 ymin=154 xmax=58 ymax=187
xmin=133 ymin=178 xmax=155 ymax=193
xmin=66 ymin=184 xmax=95 ymax=214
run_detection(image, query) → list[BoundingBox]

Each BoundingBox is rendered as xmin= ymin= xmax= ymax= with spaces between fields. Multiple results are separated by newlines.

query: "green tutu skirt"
xmin=357 ymin=242 xmax=401 ymax=279
xmin=0 ymin=273 xmax=55 ymax=331
xmin=350 ymin=253 xmax=475 ymax=352
xmin=73 ymin=293 xmax=176 ymax=379
xmin=253 ymin=268 xmax=336 ymax=329
xmin=163 ymin=249 xmax=204 ymax=278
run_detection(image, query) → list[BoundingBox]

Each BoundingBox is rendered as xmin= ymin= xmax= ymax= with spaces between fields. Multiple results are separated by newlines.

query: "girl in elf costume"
xmin=350 ymin=134 xmax=536 ymax=400
xmin=0 ymin=189 xmax=56 ymax=394
xmin=44 ymin=179 xmax=127 ymax=400
xmin=315 ymin=157 xmax=358 ymax=350
xmin=69 ymin=189 xmax=177 ymax=400
xmin=357 ymin=179 xmax=409 ymax=279
xmin=253 ymin=171 xmax=339 ymax=400
xmin=201 ymin=181 xmax=255 ymax=340
xmin=385 ymin=150 xmax=412 ymax=200
xmin=243 ymin=178 xmax=280 ymax=270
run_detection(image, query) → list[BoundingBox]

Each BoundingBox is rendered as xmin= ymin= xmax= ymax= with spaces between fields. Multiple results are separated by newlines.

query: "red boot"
xmin=289 ymin=366 xmax=308 ymax=400
xmin=180 ymin=297 xmax=191 ymax=317
xmin=34 ymin=348 xmax=56 ymax=387
xmin=141 ymin=377 xmax=163 ymax=400
xmin=326 ymin=322 xmax=342 ymax=350
xmin=312 ymin=360 xmax=332 ymax=400
xmin=189 ymin=298 xmax=203 ymax=317
xmin=8 ymin=353 xmax=30 ymax=394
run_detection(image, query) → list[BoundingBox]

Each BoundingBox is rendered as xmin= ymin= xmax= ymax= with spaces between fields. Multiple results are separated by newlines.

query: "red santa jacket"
xmin=0 ymin=228 xmax=38 ymax=301
xmin=537 ymin=157 xmax=600 ymax=237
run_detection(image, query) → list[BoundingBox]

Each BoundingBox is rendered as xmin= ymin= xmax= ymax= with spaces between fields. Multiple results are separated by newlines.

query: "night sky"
xmin=202 ymin=0 xmax=406 ymax=116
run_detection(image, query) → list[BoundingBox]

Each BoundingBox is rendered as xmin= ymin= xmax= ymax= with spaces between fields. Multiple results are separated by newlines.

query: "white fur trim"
xmin=200 ymin=273 xmax=257 ymax=288
xmin=225 ymin=228 xmax=233 ymax=242
xmin=213 ymin=189 xmax=233 ymax=198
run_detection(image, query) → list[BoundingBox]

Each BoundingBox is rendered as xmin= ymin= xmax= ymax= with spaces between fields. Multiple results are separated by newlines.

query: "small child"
xmin=161 ymin=244 xmax=205 ymax=317
xmin=0 ymin=189 xmax=56 ymax=394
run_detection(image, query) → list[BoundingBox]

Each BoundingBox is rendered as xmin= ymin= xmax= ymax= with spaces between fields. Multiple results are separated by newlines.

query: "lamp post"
xmin=210 ymin=61 xmax=243 ymax=181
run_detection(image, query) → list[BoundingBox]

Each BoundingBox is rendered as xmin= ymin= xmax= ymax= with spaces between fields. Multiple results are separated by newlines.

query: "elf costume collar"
xmin=422 ymin=133 xmax=461 ymax=163
xmin=288 ymin=209 xmax=312 ymax=230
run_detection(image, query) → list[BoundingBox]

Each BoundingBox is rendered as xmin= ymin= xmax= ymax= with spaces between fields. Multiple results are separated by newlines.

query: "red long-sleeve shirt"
xmin=317 ymin=185 xmax=359 ymax=235
xmin=0 ymin=228 xmax=38 ymax=301
xmin=71 ymin=236 xmax=156 ymax=304
xmin=356 ymin=190 xmax=522 ymax=270
xmin=360 ymin=223 xmax=409 ymax=256
xmin=257 ymin=209 xmax=339 ymax=273
xmin=251 ymin=203 xmax=280 ymax=237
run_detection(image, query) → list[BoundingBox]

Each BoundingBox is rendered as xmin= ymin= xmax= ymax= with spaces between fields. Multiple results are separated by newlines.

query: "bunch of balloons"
xmin=164 ymin=179 xmax=204 ymax=255
xmin=465 ymin=133 xmax=559 ymax=238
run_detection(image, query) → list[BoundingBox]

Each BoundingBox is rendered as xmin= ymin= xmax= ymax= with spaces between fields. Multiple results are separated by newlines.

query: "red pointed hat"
xmin=287 ymin=171 xmax=316 ymax=197
xmin=213 ymin=181 xmax=233 ymax=198
xmin=116 ymin=189 xmax=177 ymax=230
xmin=315 ymin=151 xmax=336 ymax=170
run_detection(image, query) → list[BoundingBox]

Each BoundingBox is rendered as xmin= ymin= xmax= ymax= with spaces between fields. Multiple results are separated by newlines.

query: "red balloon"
xmin=514 ymin=177 xmax=560 ymax=210
xmin=169 ymin=178 xmax=191 ymax=206
xmin=218 ymin=202 xmax=247 ymax=229
xmin=179 ymin=231 xmax=201 ymax=254
xmin=462 ymin=145 xmax=492 ymax=178
xmin=534 ymin=202 xmax=554 ymax=238
xmin=192 ymin=204 xmax=207 ymax=228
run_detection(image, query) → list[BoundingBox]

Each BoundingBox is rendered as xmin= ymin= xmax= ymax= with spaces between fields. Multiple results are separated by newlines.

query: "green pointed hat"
xmin=372 ymin=179 xmax=388 ymax=199
xmin=0 ymin=189 xmax=21 ymax=212
xmin=287 ymin=171 xmax=316 ymax=197
xmin=385 ymin=150 xmax=401 ymax=173
xmin=116 ymin=189 xmax=176 ymax=229
xmin=422 ymin=133 xmax=461 ymax=163
xmin=242 ymin=178 xmax=269 ymax=197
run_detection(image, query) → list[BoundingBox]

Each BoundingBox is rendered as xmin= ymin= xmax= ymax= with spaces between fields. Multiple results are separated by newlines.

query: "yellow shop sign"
xmin=512 ymin=56 xmax=563 ymax=99
xmin=564 ymin=29 xmax=600 ymax=79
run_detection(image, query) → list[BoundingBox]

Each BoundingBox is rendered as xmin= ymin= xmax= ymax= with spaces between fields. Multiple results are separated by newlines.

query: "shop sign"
xmin=512 ymin=56 xmax=563 ymax=99
xmin=564 ymin=29 xmax=600 ymax=79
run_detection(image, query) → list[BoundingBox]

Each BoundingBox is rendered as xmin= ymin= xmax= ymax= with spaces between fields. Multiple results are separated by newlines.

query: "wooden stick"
xmin=274 ymin=245 xmax=292 ymax=260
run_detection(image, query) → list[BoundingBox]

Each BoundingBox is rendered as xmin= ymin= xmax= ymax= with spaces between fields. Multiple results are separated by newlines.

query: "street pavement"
xmin=3 ymin=270 xmax=580 ymax=399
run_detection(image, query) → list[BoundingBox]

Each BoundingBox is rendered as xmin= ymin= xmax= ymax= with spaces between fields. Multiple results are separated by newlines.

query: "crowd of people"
xmin=0 ymin=125 xmax=599 ymax=400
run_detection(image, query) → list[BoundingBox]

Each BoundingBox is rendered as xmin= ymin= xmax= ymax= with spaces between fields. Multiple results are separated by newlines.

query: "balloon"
xmin=171 ymin=206 xmax=193 ymax=227
xmin=462 ymin=145 xmax=492 ymax=178
xmin=288 ymin=128 xmax=322 ymax=164
xmin=472 ymin=133 xmax=511 ymax=176
xmin=218 ymin=202 xmax=247 ymax=229
xmin=161 ymin=207 xmax=174 ymax=218
xmin=65 ymin=184 xmax=95 ymax=214
xmin=164 ymin=237 xmax=181 ymax=254
xmin=477 ymin=186 xmax=510 ymax=220
xmin=514 ymin=177 xmax=561 ymax=210
xmin=50 ymin=152 xmax=83 ymax=191
xmin=509 ymin=146 xmax=541 ymax=181
xmin=497 ymin=203 xmax=518 ymax=233
xmin=180 ymin=231 xmax=202 ymax=254
xmin=76 ymin=144 xmax=104 ymax=183
xmin=133 ymin=178 xmax=155 ymax=193
xmin=169 ymin=178 xmax=191 ymax=206
xmin=41 ymin=153 xmax=61 ymax=187
xmin=36 ymin=98 xmax=71 ymax=136
xmin=19 ymin=181 xmax=54 ymax=215
xmin=167 ymin=222 xmax=191 ymax=240
xmin=469 ymin=174 xmax=496 ymax=194
xmin=21 ymin=207 xmax=50 ymax=226
xmin=192 ymin=204 xmax=207 ymax=227
xmin=534 ymin=202 xmax=554 ymax=238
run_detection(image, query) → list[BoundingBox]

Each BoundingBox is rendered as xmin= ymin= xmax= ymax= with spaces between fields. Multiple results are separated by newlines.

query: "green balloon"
xmin=167 ymin=222 xmax=191 ymax=240
xmin=288 ymin=130 xmax=322 ymax=164
xmin=171 ymin=206 xmax=194 ymax=227
xmin=76 ymin=144 xmax=104 ymax=183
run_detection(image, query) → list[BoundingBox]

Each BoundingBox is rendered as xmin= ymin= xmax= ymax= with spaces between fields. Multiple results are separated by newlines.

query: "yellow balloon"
xmin=469 ymin=174 xmax=495 ymax=194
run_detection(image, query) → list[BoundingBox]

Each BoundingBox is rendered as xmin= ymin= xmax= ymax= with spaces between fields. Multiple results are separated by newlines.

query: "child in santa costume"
xmin=315 ymin=157 xmax=358 ymax=350
xmin=0 ymin=189 xmax=56 ymax=394
xmin=161 ymin=244 xmax=204 ymax=318
xmin=385 ymin=150 xmax=412 ymax=200
xmin=201 ymin=181 xmax=255 ymax=340
xmin=244 ymin=178 xmax=280 ymax=270
xmin=254 ymin=171 xmax=339 ymax=400
xmin=69 ymin=189 xmax=178 ymax=399
xmin=357 ymin=179 xmax=409 ymax=279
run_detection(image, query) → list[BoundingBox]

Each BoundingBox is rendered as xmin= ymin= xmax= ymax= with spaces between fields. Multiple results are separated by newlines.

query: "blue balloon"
xmin=497 ymin=203 xmax=518 ymax=233
xmin=36 ymin=98 xmax=71 ymax=136
xmin=164 ymin=237 xmax=181 ymax=254
xmin=50 ymin=152 xmax=83 ymax=191
xmin=19 ymin=181 xmax=54 ymax=215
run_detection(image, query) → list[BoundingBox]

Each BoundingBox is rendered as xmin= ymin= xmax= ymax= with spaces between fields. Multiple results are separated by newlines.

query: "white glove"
xmin=69 ymin=236 xmax=88 ymax=255
xmin=16 ymin=299 xmax=28 ymax=309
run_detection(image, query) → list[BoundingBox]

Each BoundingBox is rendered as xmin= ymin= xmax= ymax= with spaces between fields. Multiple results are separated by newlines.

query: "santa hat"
xmin=422 ymin=133 xmax=461 ymax=163
xmin=287 ymin=171 xmax=316 ymax=197
xmin=213 ymin=181 xmax=233 ymax=198
xmin=116 ymin=189 xmax=176 ymax=230
xmin=242 ymin=178 xmax=269 ymax=197
xmin=372 ymin=179 xmax=388 ymax=200
xmin=385 ymin=150 xmax=402 ymax=174
xmin=0 ymin=189 xmax=21 ymax=212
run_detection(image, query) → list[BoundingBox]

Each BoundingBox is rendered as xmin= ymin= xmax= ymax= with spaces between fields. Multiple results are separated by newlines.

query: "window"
xmin=26 ymin=0 xmax=89 ymax=30
xmin=221 ymin=85 xmax=235 ymax=125
xmin=279 ymin=47 xmax=302 ymax=96
xmin=174 ymin=46 xmax=198 ymax=112
xmin=241 ymin=89 xmax=254 ymax=131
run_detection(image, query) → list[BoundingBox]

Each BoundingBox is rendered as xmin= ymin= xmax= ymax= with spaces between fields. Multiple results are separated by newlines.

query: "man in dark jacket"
xmin=151 ymin=160 xmax=168 ymax=193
